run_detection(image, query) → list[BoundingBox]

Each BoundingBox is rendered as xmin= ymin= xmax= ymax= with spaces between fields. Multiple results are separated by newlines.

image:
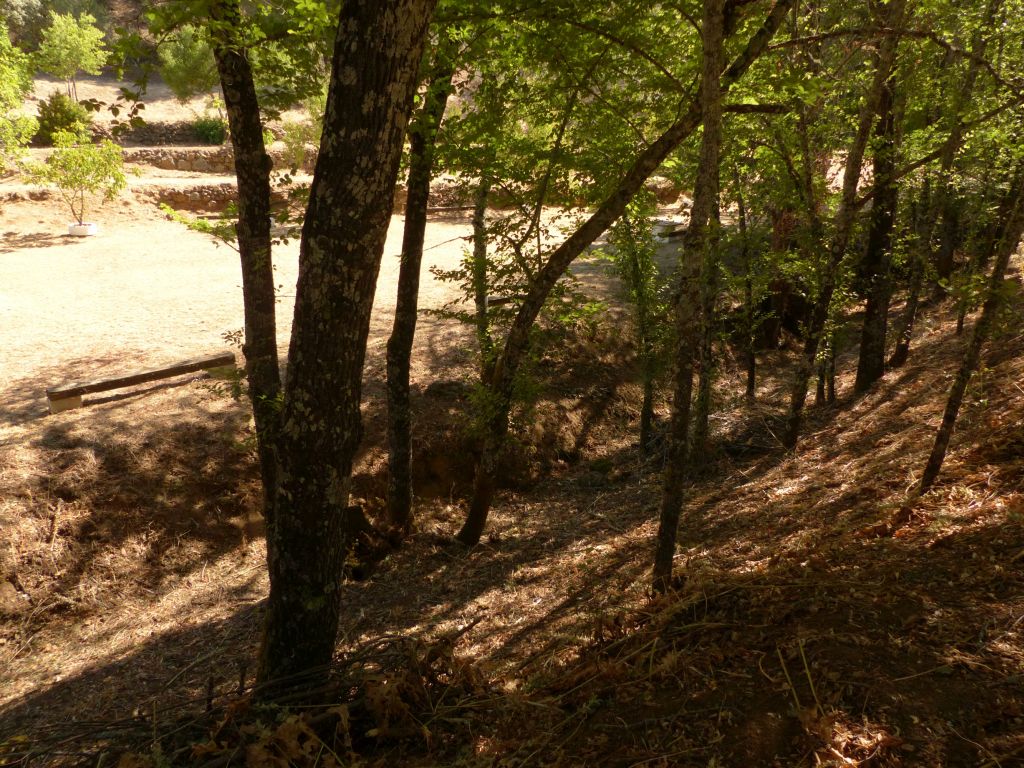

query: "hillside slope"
xmin=0 ymin=265 xmax=1022 ymax=766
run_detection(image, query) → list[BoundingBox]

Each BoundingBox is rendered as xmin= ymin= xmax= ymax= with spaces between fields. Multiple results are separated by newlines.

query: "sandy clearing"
xmin=0 ymin=195 xmax=483 ymax=433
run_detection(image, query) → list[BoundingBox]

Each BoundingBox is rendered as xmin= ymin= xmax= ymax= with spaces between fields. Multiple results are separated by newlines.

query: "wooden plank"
xmin=46 ymin=351 xmax=237 ymax=401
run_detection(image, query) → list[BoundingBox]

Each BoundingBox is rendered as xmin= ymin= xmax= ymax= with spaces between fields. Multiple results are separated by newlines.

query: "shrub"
xmin=193 ymin=115 xmax=227 ymax=145
xmin=280 ymin=119 xmax=318 ymax=171
xmin=25 ymin=130 xmax=128 ymax=225
xmin=158 ymin=25 xmax=218 ymax=103
xmin=1 ymin=19 xmax=37 ymax=169
xmin=35 ymin=90 xmax=92 ymax=145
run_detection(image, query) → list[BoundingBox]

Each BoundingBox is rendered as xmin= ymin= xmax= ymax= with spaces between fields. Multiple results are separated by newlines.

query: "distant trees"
xmin=0 ymin=19 xmax=36 ymax=169
xmin=34 ymin=11 xmax=106 ymax=100
xmin=158 ymin=25 xmax=218 ymax=104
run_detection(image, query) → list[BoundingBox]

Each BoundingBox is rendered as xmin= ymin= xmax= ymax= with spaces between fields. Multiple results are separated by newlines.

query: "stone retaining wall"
xmin=123 ymin=145 xmax=318 ymax=175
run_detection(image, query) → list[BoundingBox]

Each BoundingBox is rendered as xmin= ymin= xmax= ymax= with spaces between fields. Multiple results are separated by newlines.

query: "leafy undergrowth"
xmin=2 ymin=287 xmax=1023 ymax=767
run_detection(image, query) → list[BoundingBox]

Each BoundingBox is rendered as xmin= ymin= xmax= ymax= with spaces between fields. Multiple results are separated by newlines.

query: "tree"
xmin=25 ymin=130 xmax=127 ymax=225
xmin=455 ymin=0 xmax=798 ymax=545
xmin=652 ymin=0 xmax=726 ymax=594
xmin=158 ymin=24 xmax=219 ymax=103
xmin=919 ymin=160 xmax=1024 ymax=493
xmin=35 ymin=11 xmax=107 ymax=101
xmin=256 ymin=0 xmax=438 ymax=690
xmin=385 ymin=32 xmax=458 ymax=534
xmin=602 ymin=195 xmax=669 ymax=451
xmin=205 ymin=0 xmax=281 ymax=529
xmin=853 ymin=19 xmax=902 ymax=393
xmin=781 ymin=0 xmax=908 ymax=449
xmin=0 ymin=19 xmax=36 ymax=171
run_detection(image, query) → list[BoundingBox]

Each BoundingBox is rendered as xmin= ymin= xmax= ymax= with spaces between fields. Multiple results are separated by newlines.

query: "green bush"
xmin=280 ymin=119 xmax=318 ymax=170
xmin=25 ymin=130 xmax=128 ymax=225
xmin=35 ymin=90 xmax=92 ymax=145
xmin=158 ymin=25 xmax=217 ymax=103
xmin=193 ymin=115 xmax=227 ymax=145
xmin=1 ymin=19 xmax=37 ymax=169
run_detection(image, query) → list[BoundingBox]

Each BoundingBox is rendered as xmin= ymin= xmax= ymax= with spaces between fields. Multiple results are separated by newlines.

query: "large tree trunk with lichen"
xmin=210 ymin=0 xmax=281 ymax=515
xmin=256 ymin=0 xmax=437 ymax=692
xmin=385 ymin=44 xmax=456 ymax=534
xmin=456 ymin=0 xmax=797 ymax=545
xmin=920 ymin=165 xmax=1024 ymax=492
xmin=652 ymin=0 xmax=725 ymax=594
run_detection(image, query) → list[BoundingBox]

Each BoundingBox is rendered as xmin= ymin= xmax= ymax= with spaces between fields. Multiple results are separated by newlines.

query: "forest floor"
xmin=2 ymin=76 xmax=1024 ymax=768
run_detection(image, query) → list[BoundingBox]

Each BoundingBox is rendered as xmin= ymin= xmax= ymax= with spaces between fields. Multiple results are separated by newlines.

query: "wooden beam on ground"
xmin=46 ymin=351 xmax=237 ymax=414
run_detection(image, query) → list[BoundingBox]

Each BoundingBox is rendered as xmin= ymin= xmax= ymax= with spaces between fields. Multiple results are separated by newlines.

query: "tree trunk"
xmin=736 ymin=176 xmax=756 ymax=400
xmin=690 ymin=201 xmax=721 ymax=460
xmin=920 ymin=165 xmax=1024 ymax=492
xmin=210 ymin=0 xmax=281 ymax=517
xmin=458 ymin=0 xmax=797 ymax=545
xmin=889 ymin=185 xmax=929 ymax=368
xmin=257 ymin=0 xmax=437 ymax=692
xmin=934 ymin=201 xmax=959 ymax=286
xmin=956 ymin=154 xmax=1012 ymax=333
xmin=782 ymin=0 xmax=905 ymax=448
xmin=825 ymin=337 xmax=836 ymax=403
xmin=385 ymin=44 xmax=456 ymax=534
xmin=652 ymin=0 xmax=725 ymax=594
xmin=471 ymin=179 xmax=494 ymax=381
xmin=854 ymin=65 xmax=899 ymax=393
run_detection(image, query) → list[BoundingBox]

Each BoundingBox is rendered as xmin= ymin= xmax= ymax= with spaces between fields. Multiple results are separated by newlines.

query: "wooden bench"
xmin=46 ymin=351 xmax=237 ymax=414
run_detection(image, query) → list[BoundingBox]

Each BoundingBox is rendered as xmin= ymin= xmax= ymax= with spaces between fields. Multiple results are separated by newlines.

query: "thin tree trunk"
xmin=455 ymin=179 xmax=498 ymax=547
xmin=934 ymin=202 xmax=959 ymax=286
xmin=782 ymin=0 xmax=906 ymax=448
xmin=210 ymin=0 xmax=281 ymax=517
xmin=691 ymin=201 xmax=722 ymax=459
xmin=956 ymin=154 xmax=1011 ymax=333
xmin=621 ymin=212 xmax=659 ymax=451
xmin=257 ymin=0 xmax=437 ymax=692
xmin=854 ymin=65 xmax=899 ymax=392
xmin=458 ymin=0 xmax=797 ymax=545
xmin=920 ymin=166 xmax=1024 ymax=492
xmin=471 ymin=179 xmax=494 ymax=381
xmin=653 ymin=0 xmax=725 ymax=594
xmin=385 ymin=44 xmax=456 ymax=534
xmin=825 ymin=336 xmax=836 ymax=403
xmin=890 ymin=183 xmax=931 ymax=368
xmin=735 ymin=172 xmax=756 ymax=400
